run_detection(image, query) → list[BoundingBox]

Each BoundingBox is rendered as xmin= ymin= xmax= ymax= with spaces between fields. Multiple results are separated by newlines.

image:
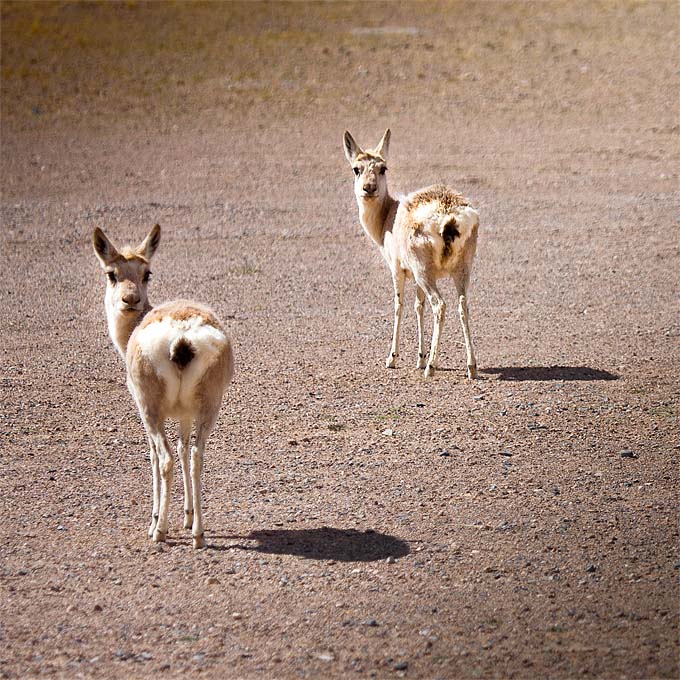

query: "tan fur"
xmin=139 ymin=301 xmax=224 ymax=331
xmin=343 ymin=129 xmax=480 ymax=378
xmin=404 ymin=184 xmax=470 ymax=212
xmin=93 ymin=224 xmax=234 ymax=548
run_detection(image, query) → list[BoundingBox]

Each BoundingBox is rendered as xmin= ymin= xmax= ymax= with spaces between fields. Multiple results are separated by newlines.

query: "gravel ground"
xmin=1 ymin=2 xmax=678 ymax=678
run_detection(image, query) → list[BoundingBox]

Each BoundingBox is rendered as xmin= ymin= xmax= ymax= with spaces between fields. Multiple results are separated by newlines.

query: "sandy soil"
xmin=1 ymin=2 xmax=678 ymax=678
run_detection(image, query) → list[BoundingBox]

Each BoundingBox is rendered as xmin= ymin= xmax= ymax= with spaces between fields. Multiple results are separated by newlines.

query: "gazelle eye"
xmin=353 ymin=167 xmax=360 ymax=176
xmin=143 ymin=271 xmax=152 ymax=283
xmin=107 ymin=271 xmax=117 ymax=284
xmin=379 ymin=166 xmax=387 ymax=175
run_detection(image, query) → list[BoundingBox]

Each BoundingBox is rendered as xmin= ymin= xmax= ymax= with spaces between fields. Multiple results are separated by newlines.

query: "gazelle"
xmin=92 ymin=224 xmax=234 ymax=548
xmin=343 ymin=129 xmax=479 ymax=378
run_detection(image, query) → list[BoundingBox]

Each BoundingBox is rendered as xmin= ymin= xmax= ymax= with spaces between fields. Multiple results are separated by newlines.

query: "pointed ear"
xmin=343 ymin=130 xmax=362 ymax=164
xmin=137 ymin=224 xmax=161 ymax=261
xmin=92 ymin=227 xmax=119 ymax=267
xmin=375 ymin=128 xmax=390 ymax=159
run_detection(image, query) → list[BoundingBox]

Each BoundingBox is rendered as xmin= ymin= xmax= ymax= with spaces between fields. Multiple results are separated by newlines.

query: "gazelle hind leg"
xmin=386 ymin=269 xmax=406 ymax=368
xmin=190 ymin=410 xmax=219 ymax=549
xmin=459 ymin=295 xmax=477 ymax=379
xmin=415 ymin=275 xmax=446 ymax=378
xmin=152 ymin=426 xmax=174 ymax=543
xmin=177 ymin=420 xmax=193 ymax=529
xmin=414 ymin=285 xmax=427 ymax=369
xmin=148 ymin=436 xmax=160 ymax=537
xmin=453 ymin=274 xmax=477 ymax=379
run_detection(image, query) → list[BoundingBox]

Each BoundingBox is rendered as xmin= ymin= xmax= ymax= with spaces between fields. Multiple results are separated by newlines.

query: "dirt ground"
xmin=1 ymin=1 xmax=678 ymax=678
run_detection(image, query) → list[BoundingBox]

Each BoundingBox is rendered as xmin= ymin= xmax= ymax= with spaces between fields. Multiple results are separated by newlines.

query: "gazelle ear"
xmin=375 ymin=128 xmax=391 ymax=159
xmin=138 ymin=223 xmax=161 ymax=261
xmin=343 ymin=130 xmax=362 ymax=164
xmin=92 ymin=228 xmax=119 ymax=267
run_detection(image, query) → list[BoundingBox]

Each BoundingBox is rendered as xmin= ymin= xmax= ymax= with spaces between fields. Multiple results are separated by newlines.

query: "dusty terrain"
xmin=1 ymin=2 xmax=678 ymax=678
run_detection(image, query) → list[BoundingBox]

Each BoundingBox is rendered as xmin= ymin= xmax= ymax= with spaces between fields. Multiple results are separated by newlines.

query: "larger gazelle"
xmin=93 ymin=224 xmax=234 ymax=548
xmin=343 ymin=129 xmax=479 ymax=378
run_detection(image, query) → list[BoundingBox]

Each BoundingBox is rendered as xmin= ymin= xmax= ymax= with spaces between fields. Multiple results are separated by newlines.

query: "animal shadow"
xmin=481 ymin=365 xmax=618 ymax=381
xmin=227 ymin=526 xmax=410 ymax=562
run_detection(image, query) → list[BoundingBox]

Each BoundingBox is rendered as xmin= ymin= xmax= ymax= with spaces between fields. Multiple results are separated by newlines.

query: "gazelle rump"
xmin=343 ymin=129 xmax=479 ymax=378
xmin=92 ymin=224 xmax=234 ymax=548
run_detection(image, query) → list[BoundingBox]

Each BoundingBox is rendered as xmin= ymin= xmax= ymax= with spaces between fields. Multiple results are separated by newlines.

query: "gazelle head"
xmin=343 ymin=129 xmax=391 ymax=202
xmin=93 ymin=224 xmax=161 ymax=356
xmin=93 ymin=224 xmax=160 ymax=315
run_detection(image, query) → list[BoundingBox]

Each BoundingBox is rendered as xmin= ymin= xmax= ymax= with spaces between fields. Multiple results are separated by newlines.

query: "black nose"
xmin=122 ymin=292 xmax=140 ymax=306
xmin=363 ymin=183 xmax=376 ymax=194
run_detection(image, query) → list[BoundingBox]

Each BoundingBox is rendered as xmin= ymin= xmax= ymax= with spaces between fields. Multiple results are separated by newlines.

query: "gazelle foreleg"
xmin=386 ymin=269 xmax=406 ymax=368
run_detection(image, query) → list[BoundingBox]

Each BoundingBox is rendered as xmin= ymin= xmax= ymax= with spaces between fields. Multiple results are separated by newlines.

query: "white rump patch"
xmin=134 ymin=316 xmax=228 ymax=415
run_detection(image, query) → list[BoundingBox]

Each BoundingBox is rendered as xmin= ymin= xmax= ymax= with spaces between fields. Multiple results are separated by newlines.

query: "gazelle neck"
xmin=105 ymin=301 xmax=151 ymax=359
xmin=357 ymin=193 xmax=398 ymax=249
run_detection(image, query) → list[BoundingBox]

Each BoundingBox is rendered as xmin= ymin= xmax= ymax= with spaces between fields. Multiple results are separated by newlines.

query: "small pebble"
xmin=363 ymin=618 xmax=379 ymax=627
xmin=205 ymin=576 xmax=219 ymax=585
xmin=386 ymin=556 xmax=396 ymax=565
xmin=394 ymin=661 xmax=409 ymax=671
xmin=586 ymin=564 xmax=597 ymax=573
xmin=620 ymin=449 xmax=637 ymax=459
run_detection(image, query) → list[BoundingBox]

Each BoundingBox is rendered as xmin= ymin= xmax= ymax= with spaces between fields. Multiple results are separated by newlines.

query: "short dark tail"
xmin=441 ymin=217 xmax=460 ymax=259
xmin=170 ymin=337 xmax=195 ymax=368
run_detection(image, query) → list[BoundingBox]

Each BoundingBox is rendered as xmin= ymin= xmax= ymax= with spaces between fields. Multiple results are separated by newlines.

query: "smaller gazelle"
xmin=93 ymin=224 xmax=234 ymax=548
xmin=343 ymin=129 xmax=479 ymax=378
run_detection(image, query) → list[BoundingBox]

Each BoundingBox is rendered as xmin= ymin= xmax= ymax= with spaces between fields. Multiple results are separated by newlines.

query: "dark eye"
xmin=143 ymin=271 xmax=152 ymax=283
xmin=107 ymin=271 xmax=117 ymax=284
xmin=353 ymin=167 xmax=360 ymax=176
xmin=379 ymin=166 xmax=387 ymax=175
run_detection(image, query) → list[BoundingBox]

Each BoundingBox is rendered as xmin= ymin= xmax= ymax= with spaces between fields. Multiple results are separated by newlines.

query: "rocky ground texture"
xmin=1 ymin=2 xmax=678 ymax=678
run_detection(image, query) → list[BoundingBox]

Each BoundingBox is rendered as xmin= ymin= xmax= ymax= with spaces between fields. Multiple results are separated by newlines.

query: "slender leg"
xmin=178 ymin=420 xmax=193 ymax=530
xmin=414 ymin=276 xmax=446 ymax=378
xmin=453 ymin=274 xmax=478 ymax=379
xmin=153 ymin=426 xmax=174 ymax=543
xmin=386 ymin=269 xmax=406 ymax=368
xmin=459 ymin=295 xmax=477 ymax=379
xmin=425 ymin=291 xmax=446 ymax=378
xmin=148 ymin=436 xmax=160 ymax=537
xmin=190 ymin=412 xmax=218 ymax=550
xmin=414 ymin=285 xmax=427 ymax=369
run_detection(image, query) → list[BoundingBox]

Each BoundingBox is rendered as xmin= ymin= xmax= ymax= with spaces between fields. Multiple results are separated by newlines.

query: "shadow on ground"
xmin=482 ymin=366 xmax=618 ymax=381
xmin=208 ymin=527 xmax=410 ymax=562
